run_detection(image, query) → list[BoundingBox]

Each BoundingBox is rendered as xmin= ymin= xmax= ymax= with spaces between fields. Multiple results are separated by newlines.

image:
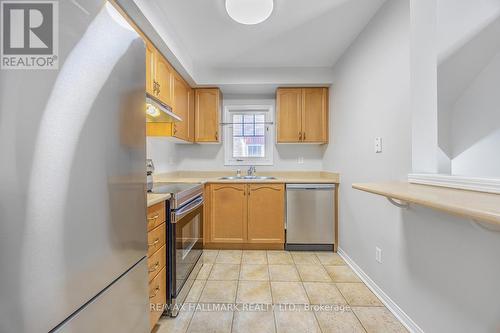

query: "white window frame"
xmin=223 ymin=104 xmax=274 ymax=166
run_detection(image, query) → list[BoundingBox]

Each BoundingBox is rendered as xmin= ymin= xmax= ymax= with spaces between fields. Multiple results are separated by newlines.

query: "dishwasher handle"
xmin=286 ymin=184 xmax=336 ymax=190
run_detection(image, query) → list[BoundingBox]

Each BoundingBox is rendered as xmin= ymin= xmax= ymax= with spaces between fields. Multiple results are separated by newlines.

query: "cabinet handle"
xmin=215 ymin=131 xmax=218 ymax=141
xmin=149 ymin=286 xmax=160 ymax=299
xmin=173 ymin=125 xmax=177 ymax=135
xmin=299 ymin=132 xmax=302 ymax=141
xmin=148 ymin=262 xmax=160 ymax=273
xmin=147 ymin=214 xmax=159 ymax=223
xmin=303 ymin=132 xmax=306 ymax=140
xmin=148 ymin=238 xmax=159 ymax=248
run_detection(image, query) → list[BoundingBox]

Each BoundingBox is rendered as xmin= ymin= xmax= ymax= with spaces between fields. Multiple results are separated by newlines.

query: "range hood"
xmin=146 ymin=94 xmax=182 ymax=123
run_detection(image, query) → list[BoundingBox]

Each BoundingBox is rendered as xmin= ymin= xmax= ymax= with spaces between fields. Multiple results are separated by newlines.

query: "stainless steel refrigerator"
xmin=0 ymin=1 xmax=149 ymax=332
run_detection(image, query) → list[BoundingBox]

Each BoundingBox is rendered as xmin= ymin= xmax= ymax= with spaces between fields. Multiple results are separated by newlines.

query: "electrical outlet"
xmin=374 ymin=137 xmax=382 ymax=153
xmin=375 ymin=247 xmax=382 ymax=263
xmin=298 ymin=156 xmax=304 ymax=164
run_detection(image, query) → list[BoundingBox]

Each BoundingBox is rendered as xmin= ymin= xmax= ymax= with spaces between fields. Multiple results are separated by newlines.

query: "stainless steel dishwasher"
xmin=286 ymin=184 xmax=335 ymax=251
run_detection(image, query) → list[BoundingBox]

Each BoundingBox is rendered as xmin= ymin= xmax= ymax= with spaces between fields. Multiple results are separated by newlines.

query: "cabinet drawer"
xmin=148 ymin=223 xmax=166 ymax=257
xmin=148 ymin=245 xmax=166 ymax=282
xmin=147 ymin=202 xmax=166 ymax=232
xmin=149 ymin=267 xmax=166 ymax=329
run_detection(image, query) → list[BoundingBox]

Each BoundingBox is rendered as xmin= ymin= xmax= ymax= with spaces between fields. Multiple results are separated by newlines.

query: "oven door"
xmin=169 ymin=196 xmax=203 ymax=299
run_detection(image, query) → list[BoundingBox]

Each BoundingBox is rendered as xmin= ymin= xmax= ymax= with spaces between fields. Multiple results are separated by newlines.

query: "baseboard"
xmin=408 ymin=173 xmax=500 ymax=194
xmin=337 ymin=248 xmax=424 ymax=333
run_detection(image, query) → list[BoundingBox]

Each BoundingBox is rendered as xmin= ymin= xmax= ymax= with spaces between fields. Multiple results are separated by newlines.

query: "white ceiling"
xmin=133 ymin=0 xmax=386 ymax=92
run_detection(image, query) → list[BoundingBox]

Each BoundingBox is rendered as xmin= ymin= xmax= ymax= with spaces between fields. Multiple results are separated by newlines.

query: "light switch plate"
xmin=298 ymin=156 xmax=304 ymax=164
xmin=374 ymin=137 xmax=382 ymax=153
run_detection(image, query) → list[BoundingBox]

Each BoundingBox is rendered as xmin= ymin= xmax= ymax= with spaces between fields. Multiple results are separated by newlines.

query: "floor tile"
xmin=353 ymin=307 xmax=408 ymax=333
xmin=202 ymin=250 xmax=219 ymax=264
xmin=302 ymin=282 xmax=347 ymax=305
xmin=156 ymin=306 xmax=195 ymax=333
xmin=216 ymin=250 xmax=242 ymax=264
xmin=274 ymin=306 xmax=321 ymax=333
xmin=199 ymin=280 xmax=237 ymax=303
xmin=239 ymin=264 xmax=269 ymax=281
xmin=185 ymin=280 xmax=206 ymax=303
xmin=291 ymin=252 xmax=320 ymax=264
xmin=267 ymin=251 xmax=294 ymax=265
xmin=196 ymin=263 xmax=213 ymax=280
xmin=296 ymin=264 xmax=332 ymax=282
xmin=314 ymin=308 xmax=366 ymax=333
xmin=187 ymin=308 xmax=233 ymax=333
xmin=268 ymin=265 xmax=300 ymax=282
xmin=236 ymin=281 xmax=272 ymax=304
xmin=324 ymin=265 xmax=361 ymax=283
xmin=315 ymin=252 xmax=345 ymax=266
xmin=336 ymin=283 xmax=383 ymax=306
xmin=232 ymin=307 xmax=276 ymax=333
xmin=208 ymin=264 xmax=240 ymax=281
xmin=271 ymin=282 xmax=309 ymax=304
xmin=242 ymin=250 xmax=268 ymax=264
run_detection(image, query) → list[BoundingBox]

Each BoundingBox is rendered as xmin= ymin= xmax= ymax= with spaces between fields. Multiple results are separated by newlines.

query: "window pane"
xmin=255 ymin=114 xmax=265 ymax=123
xmin=233 ymin=114 xmax=243 ymax=123
xmin=231 ymin=113 xmax=266 ymax=159
xmin=255 ymin=123 xmax=265 ymax=136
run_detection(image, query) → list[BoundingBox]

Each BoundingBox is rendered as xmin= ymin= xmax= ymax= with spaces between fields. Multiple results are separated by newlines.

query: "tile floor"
xmin=154 ymin=250 xmax=408 ymax=333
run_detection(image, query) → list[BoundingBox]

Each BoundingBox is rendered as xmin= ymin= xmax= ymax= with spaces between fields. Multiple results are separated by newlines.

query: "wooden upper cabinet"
xmin=195 ymin=88 xmax=221 ymax=143
xmin=247 ymin=184 xmax=285 ymax=244
xmin=209 ymin=184 xmax=247 ymax=243
xmin=276 ymin=87 xmax=329 ymax=144
xmin=155 ymin=53 xmax=173 ymax=107
xmin=172 ymin=73 xmax=191 ymax=142
xmin=188 ymin=88 xmax=195 ymax=141
xmin=302 ymin=88 xmax=328 ymax=143
xmin=276 ymin=88 xmax=302 ymax=142
xmin=145 ymin=41 xmax=156 ymax=97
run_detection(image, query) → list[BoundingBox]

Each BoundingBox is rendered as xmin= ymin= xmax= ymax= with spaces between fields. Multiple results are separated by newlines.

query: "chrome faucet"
xmin=247 ymin=166 xmax=256 ymax=177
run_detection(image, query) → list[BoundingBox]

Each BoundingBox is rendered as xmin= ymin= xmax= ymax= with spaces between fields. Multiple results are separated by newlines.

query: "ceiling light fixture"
xmin=225 ymin=0 xmax=274 ymax=25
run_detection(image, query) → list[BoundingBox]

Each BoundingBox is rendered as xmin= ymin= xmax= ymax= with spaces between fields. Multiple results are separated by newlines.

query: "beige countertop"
xmin=147 ymin=192 xmax=171 ymax=207
xmin=353 ymin=181 xmax=500 ymax=226
xmin=152 ymin=171 xmax=340 ymax=184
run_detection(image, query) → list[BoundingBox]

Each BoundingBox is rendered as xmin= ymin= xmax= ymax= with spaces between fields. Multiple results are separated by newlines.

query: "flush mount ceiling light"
xmin=225 ymin=0 xmax=274 ymax=25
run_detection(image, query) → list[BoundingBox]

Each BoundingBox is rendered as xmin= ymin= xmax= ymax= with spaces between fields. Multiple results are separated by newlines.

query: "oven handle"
xmin=172 ymin=196 xmax=204 ymax=223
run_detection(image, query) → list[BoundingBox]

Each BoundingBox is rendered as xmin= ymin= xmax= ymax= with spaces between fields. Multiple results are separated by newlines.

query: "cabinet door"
xmin=209 ymin=184 xmax=247 ymax=243
xmin=187 ymin=88 xmax=195 ymax=142
xmin=195 ymin=88 xmax=221 ymax=142
xmin=247 ymin=184 xmax=285 ymax=244
xmin=155 ymin=52 xmax=173 ymax=106
xmin=302 ymin=88 xmax=328 ymax=143
xmin=145 ymin=41 xmax=156 ymax=96
xmin=276 ymin=88 xmax=303 ymax=142
xmin=172 ymin=74 xmax=190 ymax=141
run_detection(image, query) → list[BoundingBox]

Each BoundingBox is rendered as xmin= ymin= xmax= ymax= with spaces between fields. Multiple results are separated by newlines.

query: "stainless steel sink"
xmin=219 ymin=176 xmax=277 ymax=180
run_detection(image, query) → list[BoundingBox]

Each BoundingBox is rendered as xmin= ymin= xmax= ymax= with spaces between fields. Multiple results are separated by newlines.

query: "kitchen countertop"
xmin=147 ymin=192 xmax=171 ymax=207
xmin=152 ymin=171 xmax=340 ymax=184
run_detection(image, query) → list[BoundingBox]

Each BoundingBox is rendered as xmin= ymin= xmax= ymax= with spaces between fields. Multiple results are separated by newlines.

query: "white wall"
xmin=323 ymin=0 xmax=500 ymax=332
xmin=437 ymin=3 xmax=500 ymax=177
xmin=410 ymin=0 xmax=439 ymax=173
xmin=147 ymin=97 xmax=326 ymax=173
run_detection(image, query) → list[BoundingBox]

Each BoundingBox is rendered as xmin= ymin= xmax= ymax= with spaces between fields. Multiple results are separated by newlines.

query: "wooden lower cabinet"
xmin=147 ymin=202 xmax=167 ymax=330
xmin=247 ymin=184 xmax=285 ymax=244
xmin=205 ymin=183 xmax=285 ymax=249
xmin=149 ymin=267 xmax=166 ymax=329
xmin=209 ymin=184 xmax=247 ymax=243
